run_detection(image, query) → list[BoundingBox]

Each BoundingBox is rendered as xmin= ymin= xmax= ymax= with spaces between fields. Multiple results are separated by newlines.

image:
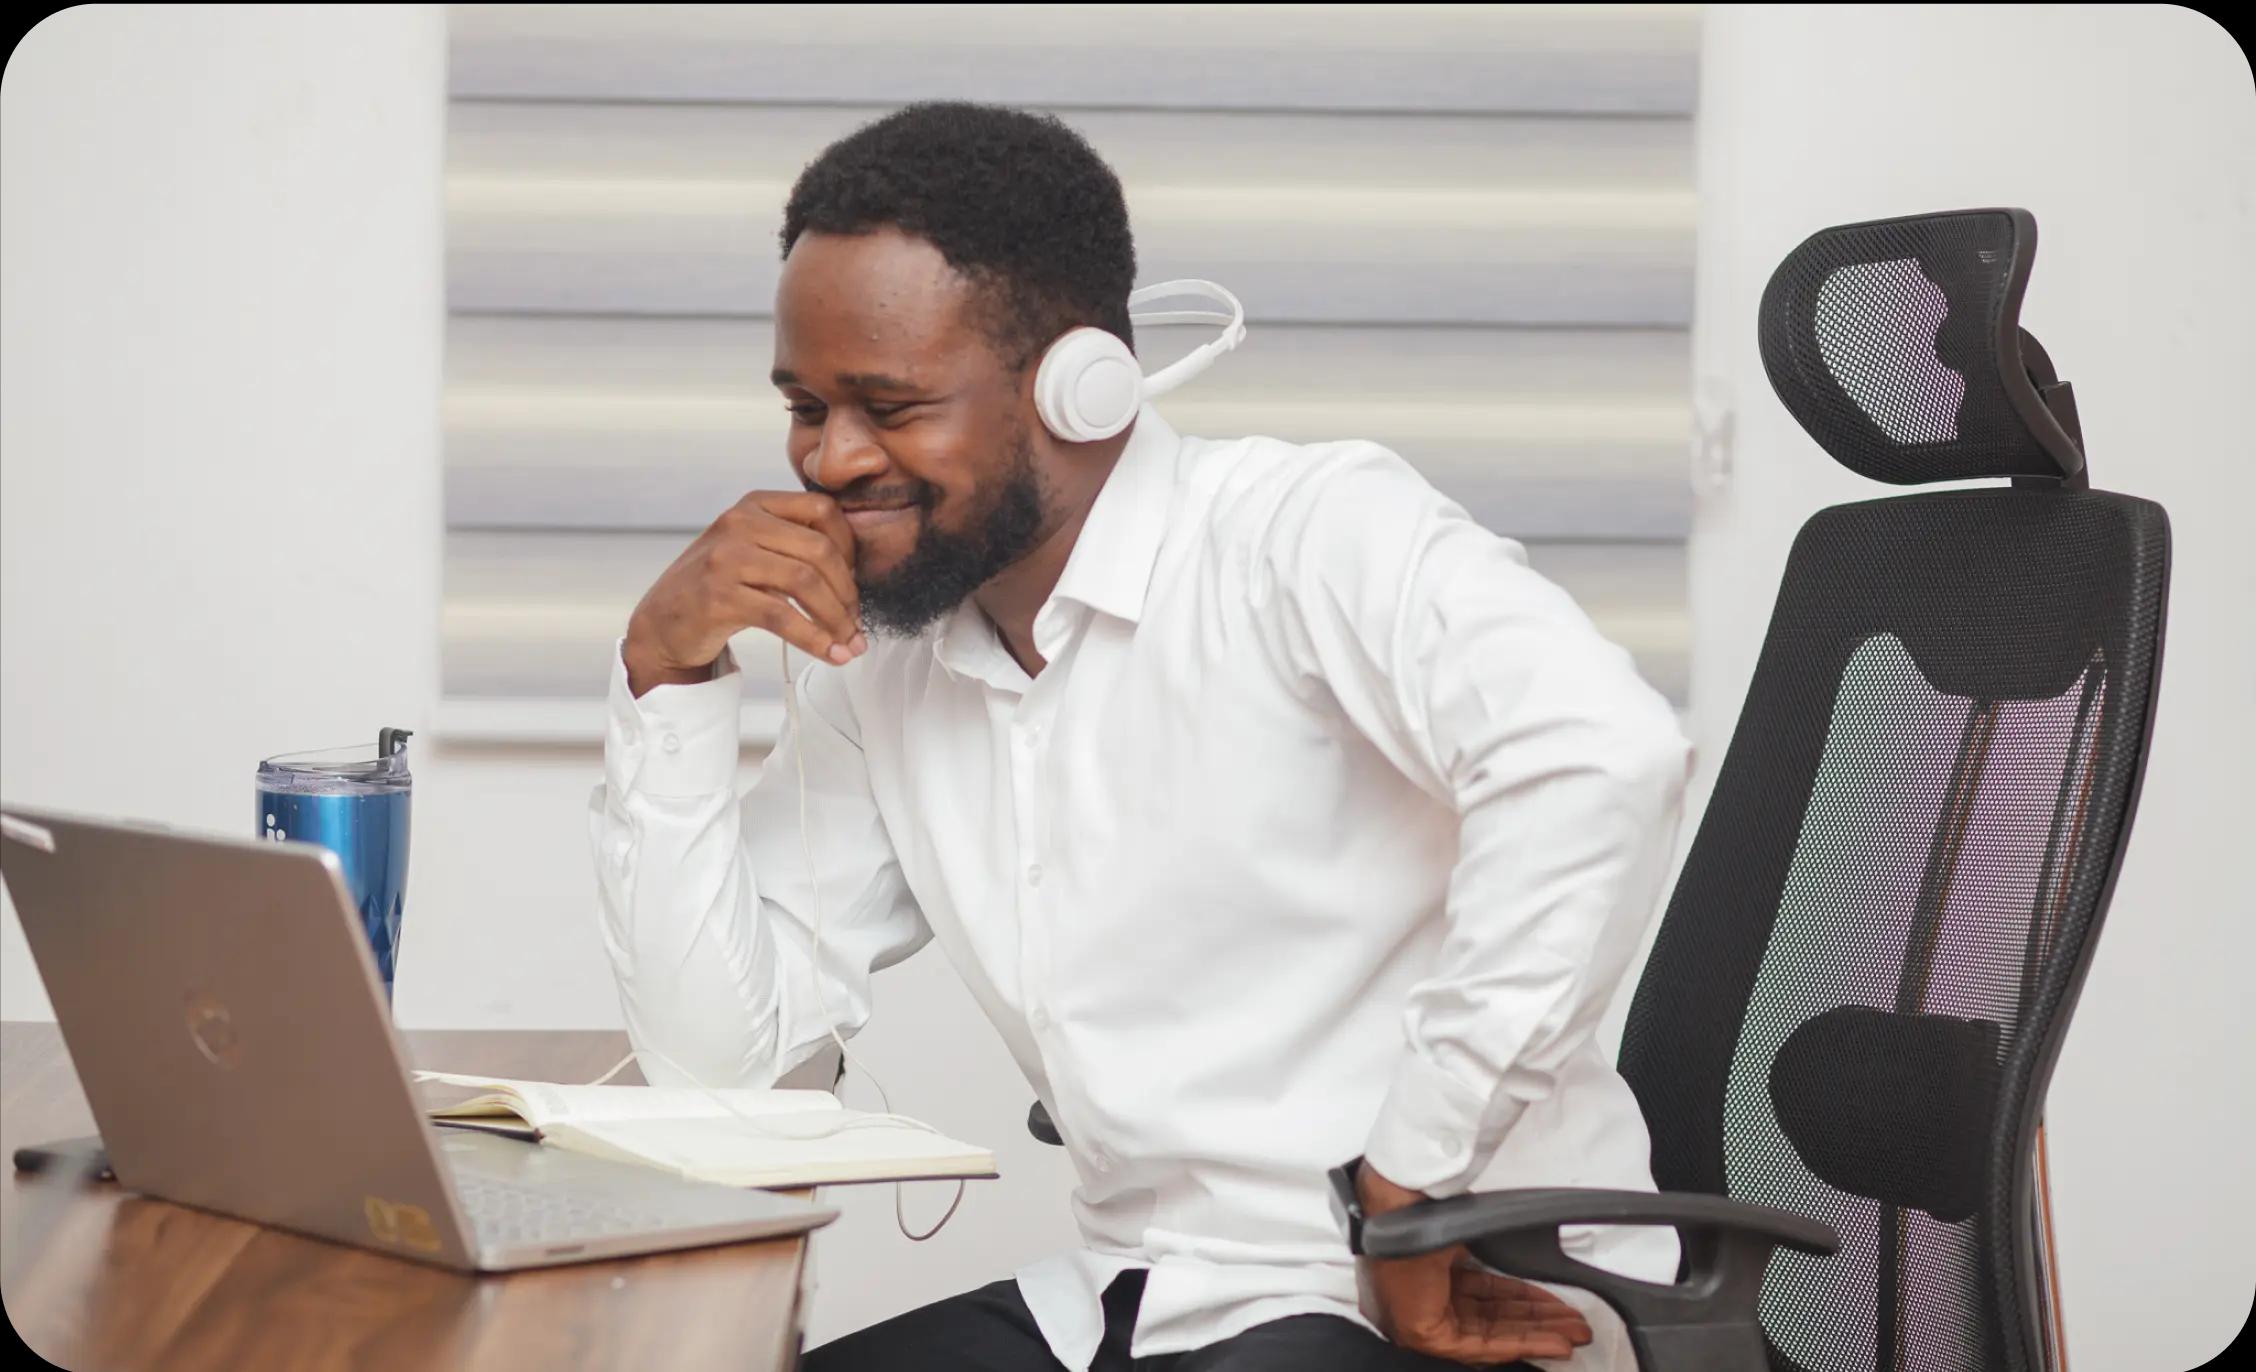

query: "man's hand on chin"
xmin=1354 ymin=1162 xmax=1595 ymax=1367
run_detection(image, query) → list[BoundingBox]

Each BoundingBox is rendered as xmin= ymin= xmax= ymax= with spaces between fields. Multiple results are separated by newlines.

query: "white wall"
xmin=1 ymin=3 xmax=447 ymax=1005
xmin=1688 ymin=6 xmax=2255 ymax=1368
xmin=5 ymin=5 xmax=2250 ymax=1365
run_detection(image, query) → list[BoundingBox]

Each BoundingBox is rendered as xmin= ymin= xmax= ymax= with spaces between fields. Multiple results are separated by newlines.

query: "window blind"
xmin=441 ymin=3 xmax=1700 ymax=741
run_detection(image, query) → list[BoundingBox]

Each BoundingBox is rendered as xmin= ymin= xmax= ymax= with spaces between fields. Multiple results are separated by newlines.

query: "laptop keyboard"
xmin=454 ymin=1172 xmax=684 ymax=1248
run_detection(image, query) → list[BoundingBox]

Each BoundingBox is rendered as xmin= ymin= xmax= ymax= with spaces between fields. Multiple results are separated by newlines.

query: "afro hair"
xmin=781 ymin=101 xmax=1138 ymax=373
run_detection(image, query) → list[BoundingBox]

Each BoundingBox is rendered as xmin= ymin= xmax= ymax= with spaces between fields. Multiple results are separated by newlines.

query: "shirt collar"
xmin=1045 ymin=402 xmax=1181 ymax=627
xmin=932 ymin=404 xmax=1182 ymax=686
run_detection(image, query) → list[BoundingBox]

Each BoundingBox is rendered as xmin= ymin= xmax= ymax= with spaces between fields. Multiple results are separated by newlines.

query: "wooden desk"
xmin=0 ymin=1022 xmax=814 ymax=1372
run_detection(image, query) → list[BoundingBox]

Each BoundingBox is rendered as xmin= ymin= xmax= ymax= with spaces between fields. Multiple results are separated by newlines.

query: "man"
xmin=590 ymin=101 xmax=1691 ymax=1371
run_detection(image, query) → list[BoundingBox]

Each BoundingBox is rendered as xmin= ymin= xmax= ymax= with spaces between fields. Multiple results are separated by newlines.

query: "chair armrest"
xmin=1355 ymin=1182 xmax=1839 ymax=1372
xmin=1359 ymin=1185 xmax=1837 ymax=1260
xmin=1027 ymin=1100 xmax=1062 ymax=1145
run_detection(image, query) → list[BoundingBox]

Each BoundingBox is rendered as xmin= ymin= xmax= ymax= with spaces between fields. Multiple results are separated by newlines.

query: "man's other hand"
xmin=624 ymin=490 xmax=867 ymax=698
xmin=1354 ymin=1162 xmax=1595 ymax=1366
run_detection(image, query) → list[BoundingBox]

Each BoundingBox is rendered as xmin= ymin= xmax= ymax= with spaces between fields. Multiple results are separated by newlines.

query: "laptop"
xmin=0 ymin=804 xmax=838 ymax=1270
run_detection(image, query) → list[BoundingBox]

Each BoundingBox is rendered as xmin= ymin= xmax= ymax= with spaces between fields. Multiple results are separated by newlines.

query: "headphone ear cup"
xmin=1035 ymin=328 xmax=1144 ymax=443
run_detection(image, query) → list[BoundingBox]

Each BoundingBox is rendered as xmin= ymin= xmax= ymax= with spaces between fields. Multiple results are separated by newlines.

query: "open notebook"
xmin=412 ymin=1070 xmax=997 ymax=1189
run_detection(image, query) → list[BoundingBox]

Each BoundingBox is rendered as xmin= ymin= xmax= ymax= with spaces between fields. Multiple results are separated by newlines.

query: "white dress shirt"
xmin=589 ymin=403 xmax=1693 ymax=1370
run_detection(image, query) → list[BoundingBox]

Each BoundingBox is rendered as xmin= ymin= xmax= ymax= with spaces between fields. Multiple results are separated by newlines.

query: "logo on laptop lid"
xmin=183 ymin=992 xmax=242 ymax=1069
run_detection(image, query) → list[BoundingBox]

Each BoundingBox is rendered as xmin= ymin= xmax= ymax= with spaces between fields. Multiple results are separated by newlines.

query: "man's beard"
xmin=855 ymin=428 xmax=1048 ymax=638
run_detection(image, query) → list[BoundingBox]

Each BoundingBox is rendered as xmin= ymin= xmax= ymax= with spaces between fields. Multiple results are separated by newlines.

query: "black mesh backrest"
xmin=1620 ymin=210 xmax=2169 ymax=1372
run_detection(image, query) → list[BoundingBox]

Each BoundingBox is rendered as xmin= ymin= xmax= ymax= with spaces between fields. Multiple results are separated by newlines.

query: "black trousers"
xmin=803 ymin=1268 xmax=1539 ymax=1372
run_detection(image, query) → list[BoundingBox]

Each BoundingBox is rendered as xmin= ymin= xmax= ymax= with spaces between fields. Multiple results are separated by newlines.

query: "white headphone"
xmin=1033 ymin=279 xmax=1246 ymax=443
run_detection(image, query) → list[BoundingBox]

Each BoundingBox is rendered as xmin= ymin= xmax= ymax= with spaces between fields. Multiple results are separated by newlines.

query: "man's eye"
xmin=784 ymin=401 xmax=920 ymax=421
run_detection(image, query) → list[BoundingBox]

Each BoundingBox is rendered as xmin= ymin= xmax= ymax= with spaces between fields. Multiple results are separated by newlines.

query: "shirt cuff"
xmin=604 ymin=638 xmax=743 ymax=797
xmin=1361 ymin=1049 xmax=1520 ymax=1200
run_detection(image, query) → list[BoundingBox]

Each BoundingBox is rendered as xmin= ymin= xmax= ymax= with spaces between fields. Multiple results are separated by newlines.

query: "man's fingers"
xmin=1443 ymin=1300 xmax=1584 ymax=1363
xmin=1451 ymin=1269 xmax=1589 ymax=1319
xmin=723 ymin=583 xmax=851 ymax=665
xmin=738 ymin=547 xmax=859 ymax=648
xmin=1452 ymin=1299 xmax=1593 ymax=1344
xmin=1466 ymin=1331 xmax=1579 ymax=1363
xmin=1453 ymin=1293 xmax=1590 ymax=1331
xmin=753 ymin=519 xmax=860 ymax=628
xmin=1408 ymin=1323 xmax=1579 ymax=1366
xmin=750 ymin=490 xmax=857 ymax=565
xmin=1447 ymin=1269 xmax=1594 ymax=1359
xmin=1453 ymin=1305 xmax=1591 ymax=1344
xmin=1366 ymin=1249 xmax=1595 ymax=1366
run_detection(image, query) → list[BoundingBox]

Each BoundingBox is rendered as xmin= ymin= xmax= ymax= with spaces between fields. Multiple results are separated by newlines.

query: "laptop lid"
xmin=0 ymin=805 xmax=482 ymax=1267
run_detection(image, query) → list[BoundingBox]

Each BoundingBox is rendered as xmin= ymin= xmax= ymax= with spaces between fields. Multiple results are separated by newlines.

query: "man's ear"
xmin=1013 ymin=356 xmax=1069 ymax=460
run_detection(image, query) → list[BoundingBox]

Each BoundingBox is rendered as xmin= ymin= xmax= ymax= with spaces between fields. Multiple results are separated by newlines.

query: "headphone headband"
xmin=1128 ymin=280 xmax=1247 ymax=399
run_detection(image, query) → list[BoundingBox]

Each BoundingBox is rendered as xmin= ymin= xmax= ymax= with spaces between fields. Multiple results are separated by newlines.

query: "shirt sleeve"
xmin=587 ymin=637 xmax=931 ymax=1091
xmin=1257 ymin=444 xmax=1693 ymax=1199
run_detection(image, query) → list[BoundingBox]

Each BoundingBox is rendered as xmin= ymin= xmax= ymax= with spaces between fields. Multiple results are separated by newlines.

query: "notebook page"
xmin=544 ymin=1115 xmax=999 ymax=1189
xmin=413 ymin=1070 xmax=839 ymax=1131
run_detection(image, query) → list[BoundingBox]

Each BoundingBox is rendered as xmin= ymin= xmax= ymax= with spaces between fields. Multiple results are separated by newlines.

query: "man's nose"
xmin=805 ymin=416 xmax=888 ymax=491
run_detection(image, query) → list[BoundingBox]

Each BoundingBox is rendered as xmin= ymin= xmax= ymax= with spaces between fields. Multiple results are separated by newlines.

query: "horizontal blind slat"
xmin=447 ymin=4 xmax=1701 ymax=114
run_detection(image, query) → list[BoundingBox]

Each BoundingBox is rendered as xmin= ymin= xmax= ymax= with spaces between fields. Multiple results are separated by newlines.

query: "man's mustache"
xmin=807 ymin=477 xmax=937 ymax=512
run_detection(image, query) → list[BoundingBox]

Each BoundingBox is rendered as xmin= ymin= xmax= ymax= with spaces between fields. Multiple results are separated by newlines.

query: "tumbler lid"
xmin=257 ymin=728 xmax=413 ymax=794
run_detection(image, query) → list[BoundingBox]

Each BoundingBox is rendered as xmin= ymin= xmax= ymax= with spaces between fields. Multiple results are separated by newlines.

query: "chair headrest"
xmin=1758 ymin=208 xmax=2087 ymax=486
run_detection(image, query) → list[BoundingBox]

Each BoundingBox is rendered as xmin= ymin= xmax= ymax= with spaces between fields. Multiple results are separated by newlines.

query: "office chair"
xmin=1030 ymin=207 xmax=2171 ymax=1371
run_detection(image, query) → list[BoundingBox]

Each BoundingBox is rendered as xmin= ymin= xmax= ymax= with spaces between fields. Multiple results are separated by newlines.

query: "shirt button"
xmin=1091 ymin=1145 xmax=1113 ymax=1174
xmin=661 ymin=732 xmax=681 ymax=754
xmin=1025 ymin=864 xmax=1043 ymax=887
xmin=1029 ymin=1006 xmax=1052 ymax=1031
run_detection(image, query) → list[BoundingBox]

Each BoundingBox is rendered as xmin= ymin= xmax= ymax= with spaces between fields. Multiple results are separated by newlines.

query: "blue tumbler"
xmin=255 ymin=728 xmax=413 ymax=1005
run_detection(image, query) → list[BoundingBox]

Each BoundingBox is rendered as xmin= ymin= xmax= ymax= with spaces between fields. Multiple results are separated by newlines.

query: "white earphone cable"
xmin=775 ymin=637 xmax=964 ymax=1239
xmin=574 ymin=639 xmax=968 ymax=1241
xmin=585 ymin=643 xmax=964 ymax=1242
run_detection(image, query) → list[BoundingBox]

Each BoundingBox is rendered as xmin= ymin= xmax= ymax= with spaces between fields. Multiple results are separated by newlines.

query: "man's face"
xmin=772 ymin=226 xmax=1051 ymax=637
